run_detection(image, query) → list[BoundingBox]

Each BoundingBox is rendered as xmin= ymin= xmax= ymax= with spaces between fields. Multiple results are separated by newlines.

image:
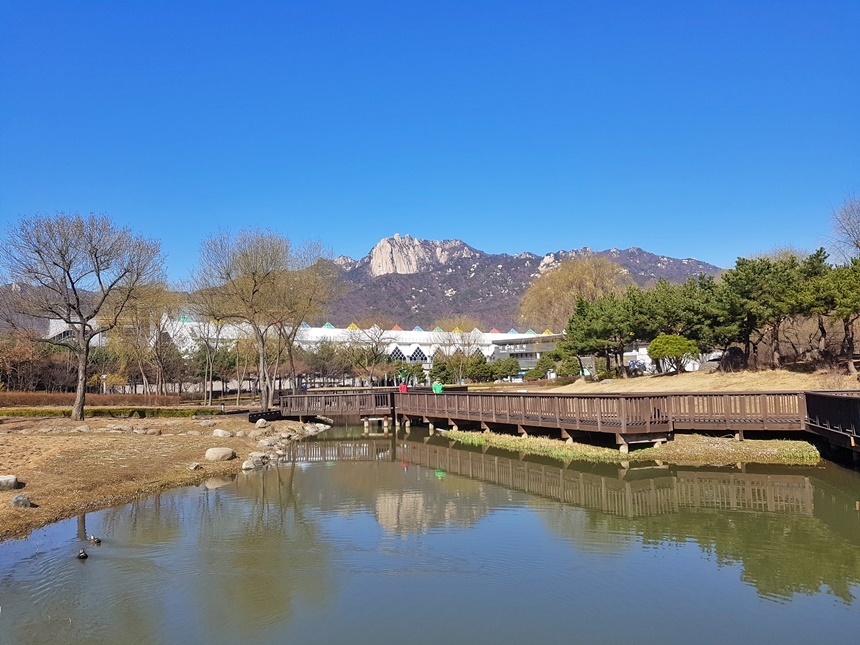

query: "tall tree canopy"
xmin=518 ymin=256 xmax=632 ymax=332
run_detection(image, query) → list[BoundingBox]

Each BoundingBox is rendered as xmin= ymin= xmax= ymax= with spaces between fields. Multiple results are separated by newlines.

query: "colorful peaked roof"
xmin=300 ymin=322 xmax=311 ymax=328
xmin=391 ymin=325 xmax=403 ymax=331
xmin=452 ymin=326 xmax=463 ymax=333
xmin=412 ymin=326 xmax=424 ymax=332
xmin=490 ymin=328 xmax=500 ymax=333
xmin=526 ymin=329 xmax=537 ymax=335
xmin=508 ymin=328 xmax=518 ymax=334
xmin=346 ymin=322 xmax=360 ymax=330
xmin=433 ymin=326 xmax=444 ymax=332
xmin=542 ymin=329 xmax=553 ymax=335
xmin=322 ymin=322 xmax=335 ymax=329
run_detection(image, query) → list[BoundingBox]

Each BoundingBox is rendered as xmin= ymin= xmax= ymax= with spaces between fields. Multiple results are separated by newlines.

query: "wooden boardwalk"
xmin=279 ymin=389 xmax=858 ymax=453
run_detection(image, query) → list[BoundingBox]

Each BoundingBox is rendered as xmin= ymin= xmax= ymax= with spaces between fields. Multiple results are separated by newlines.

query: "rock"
xmin=235 ymin=430 xmax=246 ymax=437
xmin=241 ymin=460 xmax=256 ymax=470
xmin=0 ymin=475 xmax=19 ymax=491
xmin=188 ymin=462 xmax=203 ymax=471
xmin=186 ymin=430 xmax=201 ymax=436
xmin=132 ymin=427 xmax=147 ymax=435
xmin=205 ymin=447 xmax=236 ymax=461
xmin=200 ymin=420 xmax=216 ymax=427
xmin=145 ymin=428 xmax=162 ymax=436
xmin=700 ymin=361 xmax=721 ymax=374
xmin=75 ymin=425 xmax=90 ymax=433
xmin=212 ymin=429 xmax=232 ymax=438
xmin=257 ymin=438 xmax=278 ymax=448
xmin=249 ymin=451 xmax=268 ymax=459
xmin=255 ymin=418 xmax=270 ymax=429
xmin=247 ymin=430 xmax=264 ymax=440
xmin=115 ymin=424 xmax=133 ymax=432
xmin=9 ymin=494 xmax=32 ymax=508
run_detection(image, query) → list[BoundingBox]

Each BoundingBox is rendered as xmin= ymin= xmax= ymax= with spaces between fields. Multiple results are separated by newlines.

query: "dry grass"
xmin=548 ymin=369 xmax=860 ymax=394
xmin=0 ymin=392 xmax=189 ymax=407
xmin=0 ymin=415 xmax=297 ymax=542
xmin=442 ymin=429 xmax=820 ymax=466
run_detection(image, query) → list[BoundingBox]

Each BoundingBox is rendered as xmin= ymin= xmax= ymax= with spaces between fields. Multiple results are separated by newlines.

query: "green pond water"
xmin=1 ymin=430 xmax=859 ymax=644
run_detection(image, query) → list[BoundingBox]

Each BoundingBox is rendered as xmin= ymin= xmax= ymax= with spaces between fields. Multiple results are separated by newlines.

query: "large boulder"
xmin=212 ymin=429 xmax=233 ymax=438
xmin=0 ymin=475 xmax=19 ymax=491
xmin=10 ymin=494 xmax=32 ymax=508
xmin=205 ymin=447 xmax=236 ymax=461
xmin=255 ymin=418 xmax=270 ymax=429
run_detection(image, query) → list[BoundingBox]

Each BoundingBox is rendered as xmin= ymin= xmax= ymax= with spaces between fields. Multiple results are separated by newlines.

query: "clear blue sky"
xmin=1 ymin=1 xmax=858 ymax=281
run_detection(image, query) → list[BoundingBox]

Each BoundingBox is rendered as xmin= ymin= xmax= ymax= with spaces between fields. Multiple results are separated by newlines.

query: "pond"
xmin=1 ymin=430 xmax=859 ymax=644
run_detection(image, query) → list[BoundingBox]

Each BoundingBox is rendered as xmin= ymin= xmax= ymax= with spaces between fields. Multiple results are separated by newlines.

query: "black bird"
xmin=89 ymin=535 xmax=101 ymax=545
xmin=77 ymin=548 xmax=88 ymax=560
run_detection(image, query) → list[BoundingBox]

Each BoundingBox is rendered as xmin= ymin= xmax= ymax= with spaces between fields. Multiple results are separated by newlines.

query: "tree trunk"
xmin=771 ymin=321 xmax=781 ymax=369
xmin=255 ymin=330 xmax=269 ymax=412
xmin=844 ymin=317 xmax=857 ymax=375
xmin=818 ymin=314 xmax=827 ymax=353
xmin=72 ymin=340 xmax=89 ymax=421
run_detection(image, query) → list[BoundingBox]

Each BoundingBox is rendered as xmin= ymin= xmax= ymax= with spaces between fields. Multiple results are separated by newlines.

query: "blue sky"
xmin=1 ymin=1 xmax=858 ymax=281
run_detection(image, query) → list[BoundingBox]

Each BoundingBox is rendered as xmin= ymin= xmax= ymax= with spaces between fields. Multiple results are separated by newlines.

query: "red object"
xmin=398 ymin=382 xmax=408 ymax=393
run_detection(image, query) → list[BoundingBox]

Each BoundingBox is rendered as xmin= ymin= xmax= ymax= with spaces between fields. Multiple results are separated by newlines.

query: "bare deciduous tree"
xmin=0 ymin=213 xmax=162 ymax=420
xmin=194 ymin=229 xmax=337 ymax=411
xmin=831 ymin=193 xmax=860 ymax=260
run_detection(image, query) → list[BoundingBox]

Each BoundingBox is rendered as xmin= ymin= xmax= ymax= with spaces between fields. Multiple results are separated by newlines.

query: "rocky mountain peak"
xmin=357 ymin=234 xmax=482 ymax=277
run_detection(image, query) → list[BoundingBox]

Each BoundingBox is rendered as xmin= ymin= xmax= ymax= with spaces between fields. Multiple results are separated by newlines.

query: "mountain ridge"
xmin=325 ymin=235 xmax=721 ymax=330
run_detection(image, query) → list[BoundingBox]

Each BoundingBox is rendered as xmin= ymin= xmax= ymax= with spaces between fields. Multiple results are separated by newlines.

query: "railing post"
xmin=620 ymin=396 xmax=627 ymax=434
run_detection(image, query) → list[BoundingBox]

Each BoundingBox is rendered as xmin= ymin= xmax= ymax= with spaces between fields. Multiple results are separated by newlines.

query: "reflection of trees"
xmin=1 ymin=467 xmax=333 ymax=643
xmin=100 ymin=493 xmax=184 ymax=544
xmin=297 ymin=461 xmax=506 ymax=534
xmin=400 ymin=440 xmax=860 ymax=603
xmin=631 ymin=511 xmax=860 ymax=602
xmin=190 ymin=464 xmax=331 ymax=641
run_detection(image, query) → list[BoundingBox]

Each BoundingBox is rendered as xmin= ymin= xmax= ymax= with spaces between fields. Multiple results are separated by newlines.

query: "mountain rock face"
xmin=327 ymin=236 xmax=721 ymax=330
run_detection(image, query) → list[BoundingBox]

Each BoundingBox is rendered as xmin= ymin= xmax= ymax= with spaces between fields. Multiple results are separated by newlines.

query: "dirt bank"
xmin=0 ymin=415 xmax=289 ymax=543
xmin=549 ymin=369 xmax=860 ymax=394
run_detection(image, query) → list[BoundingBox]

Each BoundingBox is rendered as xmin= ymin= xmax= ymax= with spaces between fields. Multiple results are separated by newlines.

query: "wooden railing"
xmin=804 ymin=391 xmax=860 ymax=449
xmin=394 ymin=391 xmax=806 ymax=435
xmin=279 ymin=390 xmax=394 ymax=418
xmin=280 ymin=389 xmax=809 ymax=435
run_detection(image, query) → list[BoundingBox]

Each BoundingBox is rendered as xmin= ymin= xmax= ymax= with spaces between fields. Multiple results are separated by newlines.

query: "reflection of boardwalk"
xmin=282 ymin=439 xmax=393 ymax=463
xmin=400 ymin=442 xmax=814 ymax=518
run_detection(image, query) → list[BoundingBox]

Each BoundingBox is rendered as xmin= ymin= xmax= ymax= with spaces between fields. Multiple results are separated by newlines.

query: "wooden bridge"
xmin=279 ymin=389 xmax=860 ymax=454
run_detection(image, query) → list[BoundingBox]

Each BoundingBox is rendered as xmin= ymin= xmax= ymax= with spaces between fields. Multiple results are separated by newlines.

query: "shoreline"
xmin=0 ymin=412 xmax=825 ymax=544
xmin=0 ymin=415 xmax=279 ymax=543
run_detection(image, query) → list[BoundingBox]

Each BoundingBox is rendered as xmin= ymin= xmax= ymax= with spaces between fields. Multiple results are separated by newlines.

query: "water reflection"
xmin=0 ymin=435 xmax=858 ymax=644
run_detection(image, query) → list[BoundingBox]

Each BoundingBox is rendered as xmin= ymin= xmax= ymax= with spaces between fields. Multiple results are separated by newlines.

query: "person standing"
xmin=432 ymin=379 xmax=443 ymax=394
